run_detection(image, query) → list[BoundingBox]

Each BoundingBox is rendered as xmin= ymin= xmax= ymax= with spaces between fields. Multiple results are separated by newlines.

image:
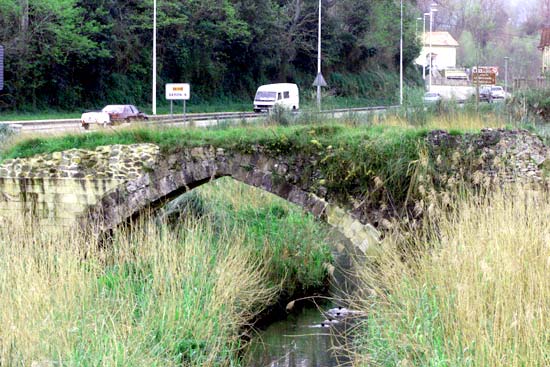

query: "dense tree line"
xmin=0 ymin=0 xmax=421 ymax=111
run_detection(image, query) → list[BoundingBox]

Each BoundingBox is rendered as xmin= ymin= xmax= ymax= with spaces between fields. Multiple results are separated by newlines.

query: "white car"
xmin=81 ymin=110 xmax=110 ymax=129
xmin=490 ymin=86 xmax=506 ymax=100
xmin=81 ymin=104 xmax=148 ymax=130
xmin=423 ymin=92 xmax=442 ymax=104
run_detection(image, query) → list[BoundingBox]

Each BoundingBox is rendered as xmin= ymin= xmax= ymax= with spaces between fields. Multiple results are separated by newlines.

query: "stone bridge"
xmin=0 ymin=144 xmax=381 ymax=254
xmin=2 ymin=128 xmax=545 ymax=256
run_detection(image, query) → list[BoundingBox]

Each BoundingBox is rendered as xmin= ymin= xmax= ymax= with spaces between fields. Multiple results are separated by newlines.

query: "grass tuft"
xmin=350 ymin=186 xmax=550 ymax=367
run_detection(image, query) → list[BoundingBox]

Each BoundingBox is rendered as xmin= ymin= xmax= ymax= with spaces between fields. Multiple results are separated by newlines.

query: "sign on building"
xmin=0 ymin=45 xmax=4 ymax=91
xmin=166 ymin=83 xmax=190 ymax=100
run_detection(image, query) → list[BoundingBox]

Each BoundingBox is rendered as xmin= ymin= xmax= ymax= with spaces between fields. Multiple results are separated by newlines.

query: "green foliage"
xmin=0 ymin=124 xmax=14 ymax=147
xmin=358 ymin=286 xmax=453 ymax=367
xmin=0 ymin=0 xmax=421 ymax=111
xmin=508 ymin=89 xmax=550 ymax=123
xmin=265 ymin=105 xmax=293 ymax=126
xmin=197 ymin=178 xmax=333 ymax=294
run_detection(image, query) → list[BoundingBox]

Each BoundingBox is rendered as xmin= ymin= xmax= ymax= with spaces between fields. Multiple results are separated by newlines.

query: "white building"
xmin=415 ymin=32 xmax=459 ymax=71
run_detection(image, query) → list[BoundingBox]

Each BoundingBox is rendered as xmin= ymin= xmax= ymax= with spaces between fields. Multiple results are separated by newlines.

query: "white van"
xmin=253 ymin=83 xmax=299 ymax=112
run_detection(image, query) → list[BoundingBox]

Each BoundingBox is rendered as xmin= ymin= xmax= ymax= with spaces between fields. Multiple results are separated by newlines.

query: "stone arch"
xmin=85 ymin=146 xmax=381 ymax=255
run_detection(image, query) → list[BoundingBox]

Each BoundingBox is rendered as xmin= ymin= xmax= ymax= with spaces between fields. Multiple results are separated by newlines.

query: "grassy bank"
xmin=0 ymin=179 xmax=332 ymax=366
xmin=349 ymin=187 xmax=550 ymax=366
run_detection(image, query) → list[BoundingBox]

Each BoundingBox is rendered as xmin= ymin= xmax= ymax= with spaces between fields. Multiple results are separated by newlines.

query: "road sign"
xmin=473 ymin=72 xmax=496 ymax=85
xmin=312 ymin=73 xmax=327 ymax=87
xmin=165 ymin=83 xmax=190 ymax=100
xmin=473 ymin=66 xmax=499 ymax=75
xmin=0 ymin=45 xmax=4 ymax=91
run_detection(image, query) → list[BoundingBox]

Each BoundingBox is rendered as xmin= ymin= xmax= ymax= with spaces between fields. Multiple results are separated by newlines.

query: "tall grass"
xmin=0 ymin=179 xmax=332 ymax=366
xmin=0 ymin=217 xmax=275 ymax=366
xmin=350 ymin=187 xmax=550 ymax=367
xmin=197 ymin=178 xmax=333 ymax=294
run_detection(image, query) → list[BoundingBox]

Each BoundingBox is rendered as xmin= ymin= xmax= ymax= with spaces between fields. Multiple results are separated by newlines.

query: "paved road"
xmin=0 ymin=106 xmax=396 ymax=134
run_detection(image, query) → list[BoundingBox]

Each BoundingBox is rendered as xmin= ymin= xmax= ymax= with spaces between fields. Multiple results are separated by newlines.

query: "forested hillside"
xmin=0 ymin=0 xmax=421 ymax=111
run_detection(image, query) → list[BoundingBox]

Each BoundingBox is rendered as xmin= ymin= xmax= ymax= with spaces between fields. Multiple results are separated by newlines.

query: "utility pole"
xmin=399 ymin=0 xmax=403 ymax=106
xmin=504 ymin=56 xmax=509 ymax=94
xmin=429 ymin=8 xmax=434 ymax=91
xmin=21 ymin=0 xmax=29 ymax=34
xmin=423 ymin=13 xmax=428 ymax=80
xmin=312 ymin=0 xmax=327 ymax=111
xmin=317 ymin=0 xmax=322 ymax=111
xmin=152 ymin=0 xmax=157 ymax=115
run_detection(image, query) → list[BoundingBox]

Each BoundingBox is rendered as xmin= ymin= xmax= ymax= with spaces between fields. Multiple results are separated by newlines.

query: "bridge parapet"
xmin=0 ymin=143 xmax=160 ymax=227
xmin=0 ymin=143 xmax=381 ymax=255
xmin=0 ymin=177 xmax=124 ymax=226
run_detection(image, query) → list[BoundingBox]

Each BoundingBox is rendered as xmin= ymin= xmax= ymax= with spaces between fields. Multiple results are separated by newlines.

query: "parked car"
xmin=478 ymin=85 xmax=506 ymax=103
xmin=81 ymin=104 xmax=148 ymax=129
xmin=423 ymin=92 xmax=442 ymax=104
xmin=490 ymin=86 xmax=506 ymax=100
xmin=479 ymin=86 xmax=492 ymax=102
xmin=253 ymin=83 xmax=299 ymax=112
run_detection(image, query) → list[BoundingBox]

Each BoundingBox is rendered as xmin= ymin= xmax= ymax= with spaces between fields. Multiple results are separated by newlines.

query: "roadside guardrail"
xmin=0 ymin=105 xmax=399 ymax=133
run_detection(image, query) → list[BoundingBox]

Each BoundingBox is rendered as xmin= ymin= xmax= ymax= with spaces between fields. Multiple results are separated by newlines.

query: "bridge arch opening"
xmin=85 ymin=148 xmax=381 ymax=256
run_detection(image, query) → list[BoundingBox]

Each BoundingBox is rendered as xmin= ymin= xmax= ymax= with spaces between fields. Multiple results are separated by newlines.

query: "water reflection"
xmin=245 ymin=232 xmax=360 ymax=367
xmin=244 ymin=306 xmax=350 ymax=367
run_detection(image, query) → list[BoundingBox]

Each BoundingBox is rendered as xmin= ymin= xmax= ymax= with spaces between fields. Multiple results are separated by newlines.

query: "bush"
xmin=265 ymin=105 xmax=293 ymax=126
xmin=507 ymin=88 xmax=550 ymax=123
xmin=0 ymin=124 xmax=16 ymax=149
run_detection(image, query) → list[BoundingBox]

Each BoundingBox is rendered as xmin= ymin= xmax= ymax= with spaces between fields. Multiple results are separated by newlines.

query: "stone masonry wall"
xmin=1 ymin=128 xmax=544 ymax=254
xmin=0 ymin=144 xmax=159 ymax=227
xmin=0 ymin=143 xmax=382 ymax=255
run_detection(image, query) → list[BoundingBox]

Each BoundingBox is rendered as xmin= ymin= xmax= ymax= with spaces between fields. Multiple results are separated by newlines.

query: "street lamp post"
xmin=399 ymin=0 xmax=403 ymax=105
xmin=428 ymin=6 xmax=437 ymax=92
xmin=422 ymin=13 xmax=429 ymax=80
xmin=504 ymin=56 xmax=510 ymax=94
xmin=152 ymin=0 xmax=157 ymax=115
xmin=317 ymin=0 xmax=322 ymax=111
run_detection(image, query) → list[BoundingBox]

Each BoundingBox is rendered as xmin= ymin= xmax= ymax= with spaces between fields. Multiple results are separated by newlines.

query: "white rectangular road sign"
xmin=166 ymin=83 xmax=190 ymax=100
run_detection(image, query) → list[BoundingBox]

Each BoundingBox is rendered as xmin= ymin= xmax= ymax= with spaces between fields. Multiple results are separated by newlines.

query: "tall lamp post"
xmin=316 ymin=0 xmax=322 ymax=111
xmin=152 ymin=0 xmax=157 ymax=115
xmin=428 ymin=5 xmax=437 ymax=92
xmin=422 ymin=13 xmax=429 ymax=80
xmin=312 ymin=0 xmax=327 ymax=111
xmin=399 ymin=0 xmax=403 ymax=105
xmin=504 ymin=56 xmax=510 ymax=94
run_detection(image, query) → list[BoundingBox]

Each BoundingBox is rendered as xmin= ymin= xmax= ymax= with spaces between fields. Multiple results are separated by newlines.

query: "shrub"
xmin=507 ymin=88 xmax=550 ymax=123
